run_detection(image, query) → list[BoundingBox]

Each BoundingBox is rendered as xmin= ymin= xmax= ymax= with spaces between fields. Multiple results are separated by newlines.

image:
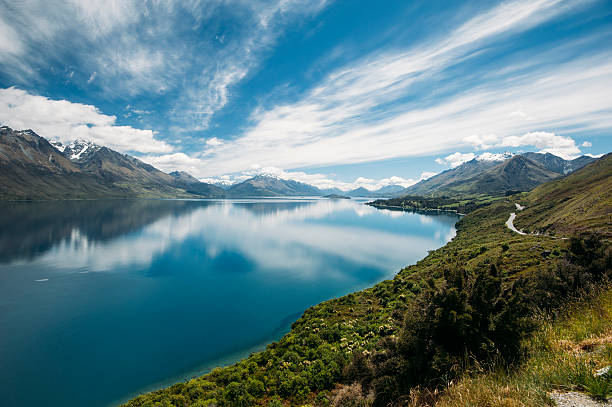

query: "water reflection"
xmin=0 ymin=199 xmax=458 ymax=407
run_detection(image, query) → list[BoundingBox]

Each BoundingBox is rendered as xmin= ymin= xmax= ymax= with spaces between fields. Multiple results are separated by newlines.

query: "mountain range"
xmin=399 ymin=152 xmax=596 ymax=197
xmin=0 ymin=126 xmax=599 ymax=200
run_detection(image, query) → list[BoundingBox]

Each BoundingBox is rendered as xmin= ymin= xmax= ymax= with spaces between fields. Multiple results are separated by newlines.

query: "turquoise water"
xmin=0 ymin=199 xmax=458 ymax=407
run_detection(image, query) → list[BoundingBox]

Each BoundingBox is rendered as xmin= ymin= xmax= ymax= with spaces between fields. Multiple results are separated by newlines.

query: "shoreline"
xmin=117 ymin=205 xmax=460 ymax=406
xmin=366 ymin=202 xmax=466 ymax=216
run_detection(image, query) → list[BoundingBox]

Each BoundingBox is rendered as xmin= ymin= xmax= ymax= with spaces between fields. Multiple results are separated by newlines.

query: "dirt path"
xmin=550 ymin=391 xmax=611 ymax=407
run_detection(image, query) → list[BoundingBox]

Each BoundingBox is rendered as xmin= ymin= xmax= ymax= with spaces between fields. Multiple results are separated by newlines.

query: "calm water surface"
xmin=0 ymin=198 xmax=458 ymax=407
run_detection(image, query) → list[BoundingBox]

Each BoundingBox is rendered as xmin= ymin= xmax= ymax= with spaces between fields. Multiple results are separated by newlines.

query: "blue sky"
xmin=0 ymin=0 xmax=611 ymax=190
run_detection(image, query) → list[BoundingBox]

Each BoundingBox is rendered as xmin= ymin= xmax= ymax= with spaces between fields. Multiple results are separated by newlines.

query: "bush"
xmin=331 ymin=383 xmax=371 ymax=407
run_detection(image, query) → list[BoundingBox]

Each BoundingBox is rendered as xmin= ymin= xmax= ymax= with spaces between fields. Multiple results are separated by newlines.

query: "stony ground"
xmin=550 ymin=392 xmax=611 ymax=407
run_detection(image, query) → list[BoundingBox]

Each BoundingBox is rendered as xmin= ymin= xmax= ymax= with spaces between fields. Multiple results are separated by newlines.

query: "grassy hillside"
xmin=124 ymin=155 xmax=611 ymax=407
xmin=514 ymin=152 xmax=612 ymax=238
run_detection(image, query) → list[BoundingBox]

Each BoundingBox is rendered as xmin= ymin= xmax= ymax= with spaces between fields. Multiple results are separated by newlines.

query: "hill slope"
xmin=124 ymin=156 xmax=611 ymax=406
xmin=514 ymin=152 xmax=612 ymax=238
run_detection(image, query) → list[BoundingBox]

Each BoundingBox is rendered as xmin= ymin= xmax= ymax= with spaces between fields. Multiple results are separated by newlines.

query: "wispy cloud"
xmin=0 ymin=0 xmax=330 ymax=127
xmin=0 ymin=87 xmax=171 ymax=153
xmin=190 ymin=0 xmax=609 ymax=175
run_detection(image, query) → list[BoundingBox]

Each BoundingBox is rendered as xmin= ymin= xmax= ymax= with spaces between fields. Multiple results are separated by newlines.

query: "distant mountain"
xmin=373 ymin=184 xmax=405 ymax=195
xmin=226 ymin=175 xmax=322 ymax=197
xmin=210 ymin=181 xmax=235 ymax=190
xmin=0 ymin=126 xmax=224 ymax=200
xmin=367 ymin=184 xmax=406 ymax=198
xmin=521 ymin=152 xmax=596 ymax=174
xmin=319 ymin=187 xmax=344 ymax=196
xmin=346 ymin=187 xmax=372 ymax=197
xmin=400 ymin=152 xmax=594 ymax=198
xmin=169 ymin=170 xmax=200 ymax=184
xmin=170 ymin=171 xmax=226 ymax=197
xmin=402 ymin=153 xmax=511 ymax=196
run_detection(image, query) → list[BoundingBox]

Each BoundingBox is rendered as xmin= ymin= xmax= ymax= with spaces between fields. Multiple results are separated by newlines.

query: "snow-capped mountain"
xmin=51 ymin=139 xmax=102 ymax=162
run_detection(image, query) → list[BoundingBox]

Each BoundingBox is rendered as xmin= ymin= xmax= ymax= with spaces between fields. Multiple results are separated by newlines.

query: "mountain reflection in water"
xmin=0 ymin=198 xmax=458 ymax=407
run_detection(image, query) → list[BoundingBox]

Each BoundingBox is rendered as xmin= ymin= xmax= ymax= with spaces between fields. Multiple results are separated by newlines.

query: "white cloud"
xmin=191 ymin=0 xmax=608 ymax=176
xmin=463 ymin=134 xmax=500 ymax=150
xmin=0 ymin=87 xmax=171 ymax=153
xmin=436 ymin=152 xmax=476 ymax=168
xmin=582 ymin=141 xmax=592 ymax=147
xmin=463 ymin=131 xmax=582 ymax=159
xmin=206 ymin=137 xmax=224 ymax=146
xmin=138 ymin=152 xmax=205 ymax=175
xmin=164 ymin=162 xmax=437 ymax=191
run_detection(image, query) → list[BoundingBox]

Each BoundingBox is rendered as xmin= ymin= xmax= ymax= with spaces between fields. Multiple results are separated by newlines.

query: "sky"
xmin=0 ymin=0 xmax=611 ymax=191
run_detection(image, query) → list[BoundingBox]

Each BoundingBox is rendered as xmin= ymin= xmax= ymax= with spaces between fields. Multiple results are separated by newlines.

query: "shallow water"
xmin=0 ymin=198 xmax=458 ymax=407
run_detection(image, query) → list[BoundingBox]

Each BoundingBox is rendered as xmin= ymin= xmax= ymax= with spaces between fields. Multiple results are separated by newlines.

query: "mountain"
xmin=372 ymin=184 xmax=405 ymax=195
xmin=170 ymin=171 xmax=226 ymax=197
xmin=209 ymin=181 xmax=235 ymax=190
xmin=521 ymin=152 xmax=596 ymax=174
xmin=169 ymin=170 xmax=200 ymax=184
xmin=366 ymin=184 xmax=408 ymax=198
xmin=0 ymin=126 xmax=223 ymax=199
xmin=226 ymin=175 xmax=322 ymax=197
xmin=0 ymin=127 xmax=124 ymax=199
xmin=401 ymin=154 xmax=510 ymax=196
xmin=448 ymin=155 xmax=560 ymax=196
xmin=401 ymin=152 xmax=591 ymax=198
xmin=319 ymin=187 xmax=344 ymax=196
xmin=346 ymin=187 xmax=372 ymax=197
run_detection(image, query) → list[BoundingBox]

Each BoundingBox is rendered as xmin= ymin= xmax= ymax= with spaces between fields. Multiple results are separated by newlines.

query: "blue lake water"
xmin=0 ymin=198 xmax=459 ymax=407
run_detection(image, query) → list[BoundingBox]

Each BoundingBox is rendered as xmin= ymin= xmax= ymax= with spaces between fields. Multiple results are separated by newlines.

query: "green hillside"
xmin=514 ymin=152 xmax=612 ymax=238
xmin=123 ymin=155 xmax=611 ymax=407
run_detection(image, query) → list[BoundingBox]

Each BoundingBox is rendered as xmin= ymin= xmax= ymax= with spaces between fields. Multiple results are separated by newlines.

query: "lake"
xmin=0 ymin=198 xmax=459 ymax=407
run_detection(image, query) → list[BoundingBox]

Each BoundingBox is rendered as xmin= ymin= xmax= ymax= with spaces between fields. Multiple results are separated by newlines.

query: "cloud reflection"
xmin=13 ymin=200 xmax=457 ymax=275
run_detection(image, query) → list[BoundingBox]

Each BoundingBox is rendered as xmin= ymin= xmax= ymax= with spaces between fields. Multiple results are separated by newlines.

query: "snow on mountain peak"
xmin=476 ymin=152 xmax=513 ymax=162
xmin=64 ymin=139 xmax=101 ymax=161
xmin=50 ymin=141 xmax=66 ymax=152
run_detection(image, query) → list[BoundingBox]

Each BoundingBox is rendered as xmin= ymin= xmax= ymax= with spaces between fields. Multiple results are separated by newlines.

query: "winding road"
xmin=506 ymin=203 xmax=527 ymax=235
xmin=506 ymin=203 xmax=567 ymax=239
